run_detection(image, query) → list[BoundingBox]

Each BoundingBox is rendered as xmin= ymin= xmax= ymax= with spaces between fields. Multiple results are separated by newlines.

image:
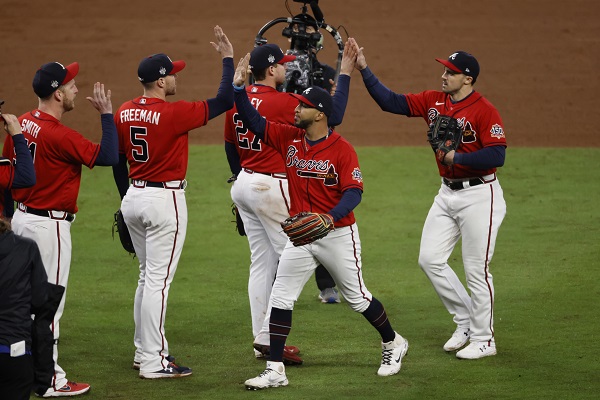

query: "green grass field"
xmin=42 ymin=146 xmax=599 ymax=399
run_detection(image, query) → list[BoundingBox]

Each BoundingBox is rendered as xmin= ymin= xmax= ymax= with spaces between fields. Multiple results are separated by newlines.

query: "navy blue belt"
xmin=131 ymin=179 xmax=187 ymax=189
xmin=17 ymin=203 xmax=75 ymax=222
xmin=443 ymin=177 xmax=485 ymax=190
xmin=0 ymin=344 xmax=32 ymax=355
xmin=243 ymin=168 xmax=287 ymax=179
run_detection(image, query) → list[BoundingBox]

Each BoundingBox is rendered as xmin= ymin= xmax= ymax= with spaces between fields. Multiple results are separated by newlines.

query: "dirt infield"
xmin=1 ymin=0 xmax=598 ymax=147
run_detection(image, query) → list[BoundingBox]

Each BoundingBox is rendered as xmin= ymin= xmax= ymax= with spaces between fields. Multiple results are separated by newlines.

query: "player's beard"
xmin=62 ymin=96 xmax=75 ymax=112
xmin=295 ymin=117 xmax=312 ymax=130
xmin=165 ymin=78 xmax=177 ymax=96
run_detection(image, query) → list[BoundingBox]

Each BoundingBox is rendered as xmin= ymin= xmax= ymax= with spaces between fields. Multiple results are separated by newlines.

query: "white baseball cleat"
xmin=245 ymin=361 xmax=288 ymax=390
xmin=377 ymin=332 xmax=409 ymax=376
xmin=443 ymin=327 xmax=471 ymax=351
xmin=456 ymin=341 xmax=496 ymax=359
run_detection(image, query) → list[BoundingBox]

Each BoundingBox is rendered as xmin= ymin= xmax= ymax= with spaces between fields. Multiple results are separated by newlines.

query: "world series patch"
xmin=352 ymin=167 xmax=363 ymax=183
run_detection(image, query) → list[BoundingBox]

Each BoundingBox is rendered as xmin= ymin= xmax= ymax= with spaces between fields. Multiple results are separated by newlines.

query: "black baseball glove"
xmin=426 ymin=115 xmax=463 ymax=165
xmin=112 ymin=209 xmax=135 ymax=254
xmin=231 ymin=203 xmax=246 ymax=236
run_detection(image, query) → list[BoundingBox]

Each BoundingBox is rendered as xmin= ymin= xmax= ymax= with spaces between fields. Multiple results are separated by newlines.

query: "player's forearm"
xmin=207 ymin=58 xmax=235 ymax=120
xmin=453 ymin=146 xmax=505 ymax=169
xmin=360 ymin=67 xmax=410 ymax=115
xmin=329 ymin=74 xmax=350 ymax=127
xmin=233 ymin=87 xmax=267 ymax=140
xmin=112 ymin=154 xmax=129 ymax=199
xmin=2 ymin=188 xmax=14 ymax=218
xmin=94 ymin=114 xmax=119 ymax=166
xmin=328 ymin=188 xmax=362 ymax=222
xmin=225 ymin=141 xmax=242 ymax=175
xmin=10 ymin=134 xmax=36 ymax=188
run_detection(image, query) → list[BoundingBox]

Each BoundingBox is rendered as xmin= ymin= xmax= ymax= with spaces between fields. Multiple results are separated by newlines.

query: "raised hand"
xmin=340 ymin=39 xmax=358 ymax=76
xmin=234 ymin=53 xmax=250 ymax=87
xmin=211 ymin=25 xmax=234 ymax=59
xmin=349 ymin=38 xmax=367 ymax=70
xmin=86 ymin=82 xmax=113 ymax=114
xmin=1 ymin=113 xmax=23 ymax=136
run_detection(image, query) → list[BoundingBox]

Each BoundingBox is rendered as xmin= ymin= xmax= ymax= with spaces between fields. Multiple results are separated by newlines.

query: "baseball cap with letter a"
xmin=290 ymin=86 xmax=332 ymax=117
xmin=137 ymin=53 xmax=186 ymax=83
xmin=32 ymin=62 xmax=79 ymax=98
xmin=249 ymin=44 xmax=296 ymax=70
xmin=436 ymin=51 xmax=480 ymax=83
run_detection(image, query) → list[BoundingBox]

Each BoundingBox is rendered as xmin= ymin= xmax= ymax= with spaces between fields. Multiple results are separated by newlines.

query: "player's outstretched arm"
xmin=350 ymin=38 xmax=410 ymax=116
xmin=87 ymin=82 xmax=119 ymax=166
xmin=210 ymin=25 xmax=234 ymax=59
xmin=329 ymin=40 xmax=358 ymax=127
xmin=207 ymin=26 xmax=235 ymax=120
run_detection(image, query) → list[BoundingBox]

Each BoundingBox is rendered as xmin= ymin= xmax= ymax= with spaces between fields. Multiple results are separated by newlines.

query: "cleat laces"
xmin=258 ymin=368 xmax=274 ymax=378
xmin=381 ymin=348 xmax=393 ymax=365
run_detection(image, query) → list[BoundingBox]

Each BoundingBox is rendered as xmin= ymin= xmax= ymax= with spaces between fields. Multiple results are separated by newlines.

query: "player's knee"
xmin=271 ymin=297 xmax=294 ymax=311
xmin=419 ymin=252 xmax=433 ymax=270
xmin=418 ymin=251 xmax=440 ymax=271
xmin=346 ymin=298 xmax=370 ymax=313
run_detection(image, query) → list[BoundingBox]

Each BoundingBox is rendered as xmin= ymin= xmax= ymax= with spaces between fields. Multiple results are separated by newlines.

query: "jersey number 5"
xmin=234 ymin=113 xmax=261 ymax=151
xmin=130 ymin=126 xmax=149 ymax=162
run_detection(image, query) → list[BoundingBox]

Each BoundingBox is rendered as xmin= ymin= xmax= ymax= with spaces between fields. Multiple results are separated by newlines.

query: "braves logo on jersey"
xmin=285 ymin=145 xmax=338 ymax=186
xmin=459 ymin=119 xmax=477 ymax=143
xmin=297 ymin=165 xmax=338 ymax=186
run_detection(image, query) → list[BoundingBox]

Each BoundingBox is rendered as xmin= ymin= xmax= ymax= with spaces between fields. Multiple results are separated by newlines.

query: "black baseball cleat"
xmin=139 ymin=356 xmax=192 ymax=379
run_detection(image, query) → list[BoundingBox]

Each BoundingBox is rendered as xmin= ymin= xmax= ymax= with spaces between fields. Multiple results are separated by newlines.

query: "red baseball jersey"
xmin=115 ymin=97 xmax=209 ymax=181
xmin=263 ymin=122 xmax=363 ymax=227
xmin=0 ymin=160 xmax=13 ymax=216
xmin=405 ymin=90 xmax=507 ymax=179
xmin=2 ymin=110 xmax=101 ymax=214
xmin=0 ymin=160 xmax=14 ymax=190
xmin=224 ymin=85 xmax=299 ymax=173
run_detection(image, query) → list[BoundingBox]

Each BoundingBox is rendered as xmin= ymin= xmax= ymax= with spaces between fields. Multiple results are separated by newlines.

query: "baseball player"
xmin=112 ymin=26 xmax=234 ymax=379
xmin=351 ymin=39 xmax=507 ymax=359
xmin=285 ymin=12 xmax=342 ymax=303
xmin=224 ymin=43 xmax=353 ymax=364
xmin=233 ymin=51 xmax=409 ymax=390
xmin=2 ymin=61 xmax=118 ymax=397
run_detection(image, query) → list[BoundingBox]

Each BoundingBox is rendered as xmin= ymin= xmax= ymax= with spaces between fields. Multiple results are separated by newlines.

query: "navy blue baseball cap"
xmin=138 ymin=53 xmax=186 ymax=83
xmin=32 ymin=62 xmax=79 ymax=98
xmin=249 ymin=44 xmax=296 ymax=70
xmin=436 ymin=51 xmax=480 ymax=83
xmin=290 ymin=86 xmax=332 ymax=117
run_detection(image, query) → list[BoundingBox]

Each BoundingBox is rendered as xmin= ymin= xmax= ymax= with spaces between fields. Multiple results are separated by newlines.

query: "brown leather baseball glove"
xmin=281 ymin=212 xmax=334 ymax=247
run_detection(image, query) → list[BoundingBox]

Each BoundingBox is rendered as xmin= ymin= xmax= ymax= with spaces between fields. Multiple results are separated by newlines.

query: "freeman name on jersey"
xmin=119 ymin=109 xmax=161 ymax=125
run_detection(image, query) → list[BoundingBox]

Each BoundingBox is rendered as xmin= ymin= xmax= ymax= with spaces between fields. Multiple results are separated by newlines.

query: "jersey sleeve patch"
xmin=490 ymin=124 xmax=505 ymax=139
xmin=351 ymin=167 xmax=363 ymax=183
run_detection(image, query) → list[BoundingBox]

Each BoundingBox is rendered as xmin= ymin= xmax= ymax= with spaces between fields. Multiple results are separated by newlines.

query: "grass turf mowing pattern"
xmin=57 ymin=146 xmax=600 ymax=399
